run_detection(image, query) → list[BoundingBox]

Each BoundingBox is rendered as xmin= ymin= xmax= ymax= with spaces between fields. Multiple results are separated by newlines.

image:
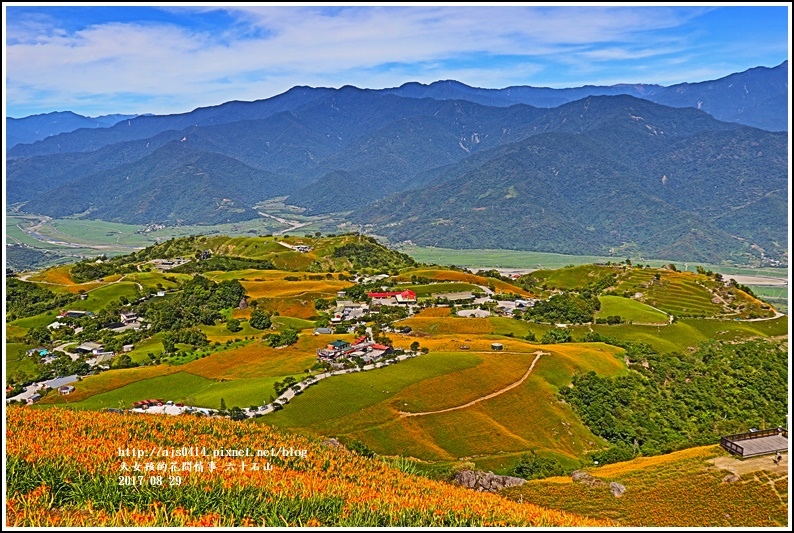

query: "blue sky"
xmin=3 ymin=3 xmax=790 ymax=118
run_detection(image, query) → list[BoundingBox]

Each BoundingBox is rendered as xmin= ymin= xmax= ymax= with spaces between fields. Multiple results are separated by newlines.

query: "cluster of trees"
xmin=171 ymin=256 xmax=276 ymax=274
xmin=559 ymin=339 xmax=787 ymax=462
xmin=264 ymin=328 xmax=299 ymax=348
xmin=249 ymin=310 xmax=273 ymax=330
xmin=523 ymin=293 xmax=600 ymax=324
xmin=331 ymin=236 xmax=417 ymax=271
xmin=131 ymin=236 xmax=204 ymax=261
xmin=142 ymin=275 xmax=246 ymax=332
xmin=70 ymin=255 xmax=138 ymax=283
xmin=510 ymin=451 xmax=566 ymax=480
xmin=6 ymin=245 xmax=58 ymax=272
xmin=6 ymin=278 xmax=79 ymax=320
xmin=274 ymin=376 xmax=297 ymax=396
xmin=540 ymin=328 xmax=573 ymax=344
xmin=162 ymin=329 xmax=209 ymax=353
xmin=594 ymin=315 xmax=625 ymax=325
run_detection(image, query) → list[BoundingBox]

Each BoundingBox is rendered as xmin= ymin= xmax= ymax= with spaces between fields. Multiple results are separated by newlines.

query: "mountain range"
xmin=6 ymin=62 xmax=789 ymax=264
xmin=6 ymin=111 xmax=141 ymax=149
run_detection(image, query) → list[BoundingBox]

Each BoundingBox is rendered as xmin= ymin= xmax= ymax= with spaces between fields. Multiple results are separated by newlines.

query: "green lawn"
xmin=272 ymin=316 xmax=316 ymax=331
xmin=402 ymin=282 xmax=482 ymax=297
xmin=264 ymin=352 xmax=484 ymax=429
xmin=5 ymin=342 xmax=42 ymax=382
xmin=7 ymin=313 xmax=59 ymax=331
xmin=198 ymin=321 xmax=263 ymax=342
xmin=65 ymin=282 xmax=141 ymax=313
xmin=529 ymin=265 xmax=616 ymax=290
xmin=569 ymin=315 xmax=788 ymax=353
xmin=490 ymin=317 xmax=553 ymax=339
xmin=596 ymin=296 xmax=669 ymax=324
xmin=122 ymin=333 xmax=167 ymax=364
xmin=57 ymin=372 xmax=294 ymax=410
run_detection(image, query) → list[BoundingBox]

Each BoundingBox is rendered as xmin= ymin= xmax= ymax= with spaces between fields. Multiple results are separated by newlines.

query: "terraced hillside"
xmin=523 ymin=263 xmax=774 ymax=319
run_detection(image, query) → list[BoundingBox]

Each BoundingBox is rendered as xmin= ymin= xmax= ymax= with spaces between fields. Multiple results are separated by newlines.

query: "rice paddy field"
xmin=752 ymin=285 xmax=789 ymax=314
xmin=503 ymin=445 xmax=788 ymax=527
xmin=398 ymin=245 xmax=789 ymax=280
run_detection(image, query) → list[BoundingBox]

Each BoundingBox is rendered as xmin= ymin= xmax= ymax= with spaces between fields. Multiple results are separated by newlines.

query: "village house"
xmin=75 ymin=341 xmax=103 ymax=354
xmin=59 ymin=310 xmax=93 ymax=319
xmin=367 ymin=290 xmax=417 ymax=305
xmin=27 ymin=393 xmax=41 ymax=405
xmin=332 ymin=300 xmax=370 ymax=322
xmin=58 ymin=385 xmax=76 ymax=395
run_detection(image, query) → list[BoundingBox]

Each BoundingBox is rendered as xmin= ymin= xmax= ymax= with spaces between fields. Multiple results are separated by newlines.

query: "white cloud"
xmin=3 ymin=5 xmax=782 ymax=116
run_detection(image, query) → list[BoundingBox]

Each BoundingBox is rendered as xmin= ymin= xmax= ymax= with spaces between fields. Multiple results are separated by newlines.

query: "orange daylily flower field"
xmin=6 ymin=407 xmax=609 ymax=527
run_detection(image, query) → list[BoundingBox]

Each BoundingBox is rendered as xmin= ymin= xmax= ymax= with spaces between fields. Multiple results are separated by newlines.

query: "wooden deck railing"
xmin=720 ymin=428 xmax=788 ymax=457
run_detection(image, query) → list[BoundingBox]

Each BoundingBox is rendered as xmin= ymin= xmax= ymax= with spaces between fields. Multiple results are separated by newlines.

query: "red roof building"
xmin=367 ymin=290 xmax=417 ymax=303
xmin=371 ymin=344 xmax=391 ymax=351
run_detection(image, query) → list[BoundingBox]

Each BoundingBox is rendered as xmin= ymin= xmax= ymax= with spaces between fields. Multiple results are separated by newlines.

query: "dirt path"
xmin=708 ymin=452 xmax=788 ymax=477
xmin=398 ymin=351 xmax=546 ymax=418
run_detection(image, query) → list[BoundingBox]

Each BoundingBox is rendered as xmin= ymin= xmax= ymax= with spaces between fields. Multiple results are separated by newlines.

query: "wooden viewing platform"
xmin=720 ymin=428 xmax=788 ymax=458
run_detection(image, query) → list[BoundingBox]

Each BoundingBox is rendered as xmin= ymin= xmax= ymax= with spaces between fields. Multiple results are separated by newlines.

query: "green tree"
xmin=249 ymin=310 xmax=272 ymax=330
xmin=541 ymin=328 xmax=573 ymax=344
xmin=229 ymin=406 xmax=247 ymax=421
xmin=226 ymin=318 xmax=242 ymax=333
xmin=219 ymin=398 xmax=227 ymax=412
xmin=279 ymin=328 xmax=299 ymax=347
xmin=511 ymin=451 xmax=566 ymax=480
xmin=26 ymin=326 xmax=51 ymax=345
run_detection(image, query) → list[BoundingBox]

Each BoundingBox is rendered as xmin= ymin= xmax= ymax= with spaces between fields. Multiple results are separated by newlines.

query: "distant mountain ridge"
xmin=6 ymin=111 xmax=140 ymax=149
xmin=381 ymin=61 xmax=788 ymax=132
xmin=5 ymin=62 xmax=788 ymax=265
xmin=6 ymin=61 xmax=787 ymax=159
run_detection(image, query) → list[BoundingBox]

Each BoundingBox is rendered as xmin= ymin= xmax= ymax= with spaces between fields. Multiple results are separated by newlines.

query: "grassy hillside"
xmin=38 ymin=334 xmax=326 ymax=409
xmin=7 ymin=407 xmax=608 ymax=527
xmin=596 ymin=296 xmax=669 ymax=324
xmin=395 ymin=268 xmax=533 ymax=296
xmin=264 ymin=341 xmax=627 ymax=470
xmin=527 ymin=264 xmax=616 ymax=291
